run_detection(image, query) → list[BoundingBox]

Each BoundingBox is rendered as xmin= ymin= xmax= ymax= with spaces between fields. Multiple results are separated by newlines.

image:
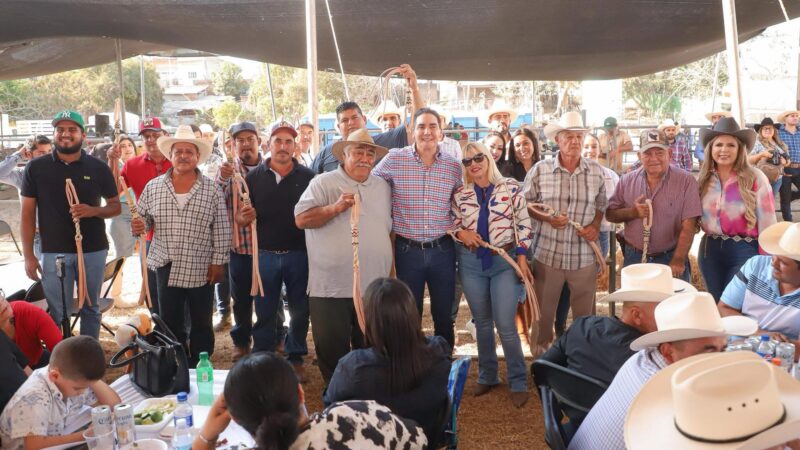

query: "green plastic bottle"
xmin=196 ymin=352 xmax=214 ymax=406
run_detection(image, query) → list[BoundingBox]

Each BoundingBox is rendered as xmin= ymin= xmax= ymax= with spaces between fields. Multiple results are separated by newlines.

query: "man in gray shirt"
xmin=295 ymin=128 xmax=392 ymax=382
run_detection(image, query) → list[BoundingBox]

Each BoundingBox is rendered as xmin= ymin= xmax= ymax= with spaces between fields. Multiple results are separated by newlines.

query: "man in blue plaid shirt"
xmin=778 ymin=110 xmax=800 ymax=221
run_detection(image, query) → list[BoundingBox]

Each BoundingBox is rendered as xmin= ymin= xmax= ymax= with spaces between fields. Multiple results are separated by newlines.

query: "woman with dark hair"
xmin=194 ymin=352 xmax=427 ymax=450
xmin=107 ymin=135 xmax=139 ymax=305
xmin=483 ymin=131 xmax=507 ymax=163
xmin=324 ymin=278 xmax=450 ymax=443
xmin=501 ymin=127 xmax=541 ymax=181
xmin=748 ymin=117 xmax=789 ymax=194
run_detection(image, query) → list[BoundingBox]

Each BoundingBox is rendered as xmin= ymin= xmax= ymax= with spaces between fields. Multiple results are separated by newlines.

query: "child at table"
xmin=0 ymin=336 xmax=121 ymax=450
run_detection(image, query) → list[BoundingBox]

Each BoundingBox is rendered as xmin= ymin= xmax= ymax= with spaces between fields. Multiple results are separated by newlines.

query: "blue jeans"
xmin=253 ymin=250 xmax=309 ymax=362
xmin=395 ymin=237 xmax=456 ymax=348
xmin=623 ymin=245 xmax=691 ymax=283
xmin=698 ymin=235 xmax=759 ymax=302
xmin=458 ymin=245 xmax=527 ymax=392
xmin=229 ymin=252 xmax=254 ymax=348
xmin=771 ymin=177 xmax=783 ymax=195
xmin=108 ymin=203 xmax=136 ymax=258
xmin=41 ymin=250 xmax=108 ymax=338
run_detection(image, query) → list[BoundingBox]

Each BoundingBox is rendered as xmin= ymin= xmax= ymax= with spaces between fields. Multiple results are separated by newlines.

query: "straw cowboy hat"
xmin=699 ymin=117 xmax=756 ymax=150
xmin=657 ymin=119 xmax=680 ymax=134
xmin=629 ymin=292 xmax=757 ymax=351
xmin=759 ymin=221 xmax=800 ymax=261
xmin=481 ymin=100 xmax=518 ymax=126
xmin=157 ymin=124 xmax=213 ymax=164
xmin=331 ymin=128 xmax=389 ymax=162
xmin=776 ymin=110 xmax=800 ymax=123
xmin=601 ymin=264 xmax=695 ymax=303
xmin=704 ymin=111 xmax=732 ymax=122
xmin=625 ymin=351 xmax=800 ymax=449
xmin=371 ymin=100 xmax=403 ymax=124
xmin=543 ymin=111 xmax=588 ymax=141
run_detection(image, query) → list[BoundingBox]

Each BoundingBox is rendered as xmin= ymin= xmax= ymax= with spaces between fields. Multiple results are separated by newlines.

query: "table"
xmin=0 ymin=261 xmax=32 ymax=296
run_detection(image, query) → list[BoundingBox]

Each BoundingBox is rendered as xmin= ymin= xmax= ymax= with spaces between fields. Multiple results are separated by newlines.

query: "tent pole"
xmin=266 ymin=63 xmax=278 ymax=120
xmin=115 ymin=39 xmax=127 ymax=132
xmin=710 ymin=52 xmax=721 ymax=111
xmin=721 ymin=0 xmax=744 ymax=125
xmin=306 ymin=0 xmax=319 ymax=156
xmin=140 ymin=55 xmax=146 ymax=119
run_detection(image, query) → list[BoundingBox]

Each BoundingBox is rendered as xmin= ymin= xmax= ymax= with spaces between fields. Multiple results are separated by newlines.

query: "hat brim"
xmin=776 ymin=111 xmax=800 ymax=123
xmin=543 ymin=124 xmax=588 ymax=141
xmin=156 ymin=136 xmax=212 ymax=165
xmin=52 ymin=118 xmax=84 ymax=131
xmin=331 ymin=140 xmax=389 ymax=163
xmin=704 ymin=111 xmax=733 ymax=122
xmin=759 ymin=221 xmax=800 ymax=262
xmin=629 ymin=315 xmax=758 ymax=351
xmin=698 ymin=127 xmax=756 ymax=151
xmin=139 ymin=127 xmax=163 ymax=135
xmin=269 ymin=126 xmax=298 ymax=139
xmin=624 ymin=353 xmax=800 ymax=450
xmin=482 ymin=109 xmax=519 ymax=126
xmin=635 ymin=142 xmax=670 ymax=153
xmin=600 ymin=279 xmax=696 ymax=304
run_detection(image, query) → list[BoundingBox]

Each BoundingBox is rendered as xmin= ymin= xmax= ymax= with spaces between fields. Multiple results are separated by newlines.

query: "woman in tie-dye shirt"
xmin=697 ymin=118 xmax=777 ymax=301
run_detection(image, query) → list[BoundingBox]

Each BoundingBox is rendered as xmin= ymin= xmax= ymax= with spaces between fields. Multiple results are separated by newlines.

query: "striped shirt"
xmin=216 ymin=155 xmax=263 ymax=255
xmin=138 ymin=169 xmax=231 ymax=288
xmin=373 ymin=145 xmax=463 ymax=242
xmin=568 ymin=348 xmax=668 ymax=450
xmin=778 ymin=126 xmax=800 ymax=162
xmin=523 ymin=155 xmax=608 ymax=270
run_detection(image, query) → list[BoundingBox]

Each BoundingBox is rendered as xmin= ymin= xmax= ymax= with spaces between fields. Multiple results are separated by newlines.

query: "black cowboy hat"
xmin=699 ymin=117 xmax=756 ymax=150
xmin=753 ymin=117 xmax=782 ymax=134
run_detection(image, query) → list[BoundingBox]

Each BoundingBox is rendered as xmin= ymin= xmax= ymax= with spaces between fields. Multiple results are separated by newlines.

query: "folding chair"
xmin=0 ymin=220 xmax=21 ymax=255
xmin=538 ymin=384 xmax=567 ymax=450
xmin=70 ymin=257 xmax=125 ymax=336
xmin=439 ymin=356 xmax=471 ymax=449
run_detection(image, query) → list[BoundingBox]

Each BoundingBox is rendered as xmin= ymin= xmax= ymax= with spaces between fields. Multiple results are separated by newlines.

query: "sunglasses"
xmin=462 ymin=153 xmax=487 ymax=167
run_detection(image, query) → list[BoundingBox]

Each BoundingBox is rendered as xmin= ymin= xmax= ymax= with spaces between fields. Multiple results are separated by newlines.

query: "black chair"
xmin=69 ymin=257 xmax=125 ymax=336
xmin=5 ymin=288 xmax=26 ymax=301
xmin=538 ymin=384 xmax=567 ymax=450
xmin=531 ymin=360 xmax=609 ymax=447
xmin=0 ymin=219 xmax=21 ymax=255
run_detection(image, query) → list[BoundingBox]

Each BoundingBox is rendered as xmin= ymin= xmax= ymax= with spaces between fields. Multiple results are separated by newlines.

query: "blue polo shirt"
xmin=721 ymin=255 xmax=800 ymax=340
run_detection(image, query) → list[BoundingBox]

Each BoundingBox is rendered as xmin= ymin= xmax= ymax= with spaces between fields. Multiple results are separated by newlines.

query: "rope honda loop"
xmin=119 ymin=177 xmax=151 ymax=308
xmin=528 ymin=202 xmax=608 ymax=277
xmin=378 ymin=67 xmax=413 ymax=143
xmin=65 ymin=179 xmax=90 ymax=308
xmin=349 ymin=192 xmax=366 ymax=334
xmin=233 ymin=172 xmax=265 ymax=298
xmin=641 ymin=199 xmax=654 ymax=263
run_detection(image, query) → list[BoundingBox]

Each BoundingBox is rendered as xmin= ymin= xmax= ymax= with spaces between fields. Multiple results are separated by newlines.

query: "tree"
xmin=211 ymin=62 xmax=249 ymax=99
xmin=212 ymin=100 xmax=256 ymax=130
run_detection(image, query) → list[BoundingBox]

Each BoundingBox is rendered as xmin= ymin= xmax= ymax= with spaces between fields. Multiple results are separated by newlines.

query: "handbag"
xmin=756 ymin=159 xmax=783 ymax=183
xmin=109 ymin=314 xmax=190 ymax=397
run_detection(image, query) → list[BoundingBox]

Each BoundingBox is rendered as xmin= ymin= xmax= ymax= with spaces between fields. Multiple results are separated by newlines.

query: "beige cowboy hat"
xmin=543 ymin=111 xmax=588 ymax=141
xmin=481 ymin=100 xmax=518 ymax=126
xmin=331 ymin=128 xmax=389 ymax=162
xmin=157 ymin=124 xmax=213 ymax=164
xmin=601 ymin=264 xmax=695 ymax=303
xmin=371 ymin=100 xmax=403 ymax=124
xmin=629 ymin=292 xmax=758 ymax=351
xmin=427 ymin=104 xmax=450 ymax=128
xmin=657 ymin=119 xmax=680 ymax=134
xmin=759 ymin=221 xmax=800 ymax=261
xmin=776 ymin=110 xmax=800 ymax=123
xmin=625 ymin=351 xmax=800 ymax=449
xmin=704 ymin=111 xmax=732 ymax=122
xmin=699 ymin=117 xmax=757 ymax=150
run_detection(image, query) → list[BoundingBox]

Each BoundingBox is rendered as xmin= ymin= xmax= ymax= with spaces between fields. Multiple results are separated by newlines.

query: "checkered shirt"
xmin=216 ymin=155 xmax=263 ymax=255
xmin=373 ymin=145 xmax=463 ymax=241
xmin=670 ymin=134 xmax=693 ymax=171
xmin=137 ymin=169 xmax=231 ymax=288
xmin=778 ymin=127 xmax=800 ymax=162
xmin=523 ymin=156 xmax=608 ymax=270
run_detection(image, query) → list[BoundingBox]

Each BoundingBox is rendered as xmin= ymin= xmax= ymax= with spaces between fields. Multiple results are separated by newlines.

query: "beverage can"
xmin=776 ymin=342 xmax=796 ymax=371
xmin=91 ymin=406 xmax=113 ymax=436
xmin=114 ymin=403 xmax=136 ymax=448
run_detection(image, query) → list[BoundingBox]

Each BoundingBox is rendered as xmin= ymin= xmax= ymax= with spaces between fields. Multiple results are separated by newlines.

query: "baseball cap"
xmin=603 ymin=116 xmax=618 ymax=128
xmin=52 ymin=110 xmax=85 ymax=131
xmin=296 ymin=117 xmax=314 ymax=129
xmin=139 ymin=117 xmax=164 ymax=135
xmin=637 ymin=129 xmax=670 ymax=153
xmin=230 ymin=122 xmax=259 ymax=138
xmin=267 ymin=119 xmax=297 ymax=138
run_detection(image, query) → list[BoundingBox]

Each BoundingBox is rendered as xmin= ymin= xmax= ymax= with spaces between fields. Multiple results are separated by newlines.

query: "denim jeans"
xmin=779 ymin=167 xmax=800 ymax=221
xmin=253 ymin=250 xmax=309 ymax=362
xmin=698 ymin=235 xmax=759 ymax=302
xmin=145 ymin=240 xmax=160 ymax=315
xmin=41 ymin=249 xmax=108 ymax=338
xmin=395 ymin=237 xmax=457 ymax=348
xmin=107 ymin=202 xmax=136 ymax=258
xmin=623 ymin=246 xmax=691 ymax=283
xmin=457 ymin=245 xmax=527 ymax=392
xmin=771 ymin=177 xmax=783 ymax=196
xmin=229 ymin=252 xmax=254 ymax=348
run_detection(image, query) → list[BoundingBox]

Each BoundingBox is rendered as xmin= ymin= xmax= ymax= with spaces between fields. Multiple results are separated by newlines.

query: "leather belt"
xmin=625 ymin=241 xmax=674 ymax=258
xmin=396 ymin=234 xmax=450 ymax=249
xmin=788 ymin=163 xmax=800 ymax=169
xmin=706 ymin=234 xmax=756 ymax=243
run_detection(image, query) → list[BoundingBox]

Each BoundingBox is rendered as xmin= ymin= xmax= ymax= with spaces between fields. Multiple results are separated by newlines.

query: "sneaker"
xmin=213 ymin=311 xmax=231 ymax=332
xmin=466 ymin=319 xmax=477 ymax=341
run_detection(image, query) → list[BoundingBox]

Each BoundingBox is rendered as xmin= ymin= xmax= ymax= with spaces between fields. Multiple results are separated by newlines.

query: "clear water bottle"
xmin=173 ymin=392 xmax=193 ymax=428
xmin=756 ymin=334 xmax=774 ymax=359
xmin=172 ymin=417 xmax=193 ymax=450
xmin=197 ymin=352 xmax=214 ymax=406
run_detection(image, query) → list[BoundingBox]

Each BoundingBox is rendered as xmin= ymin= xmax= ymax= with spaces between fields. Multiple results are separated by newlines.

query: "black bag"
xmin=109 ymin=314 xmax=190 ymax=397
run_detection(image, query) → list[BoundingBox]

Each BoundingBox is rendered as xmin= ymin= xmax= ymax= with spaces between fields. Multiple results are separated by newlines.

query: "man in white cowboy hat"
xmin=311 ymin=64 xmax=422 ymax=174
xmin=568 ymin=292 xmax=758 ymax=450
xmin=483 ymin=100 xmax=518 ymax=146
xmin=295 ymin=128 xmax=392 ymax=383
xmin=624 ymin=351 xmax=800 ymax=449
xmin=719 ymin=221 xmax=800 ymax=361
xmin=694 ymin=110 xmax=732 ymax=163
xmin=132 ymin=124 xmax=231 ymax=366
xmin=656 ymin=119 xmax=693 ymax=171
xmin=235 ymin=120 xmax=314 ymax=380
xmin=598 ymin=116 xmax=633 ymax=173
xmin=371 ymin=99 xmax=404 ymax=132
xmin=777 ymin=110 xmax=800 ymax=222
xmin=606 ymin=129 xmax=701 ymax=280
xmin=523 ymin=111 xmax=608 ymax=351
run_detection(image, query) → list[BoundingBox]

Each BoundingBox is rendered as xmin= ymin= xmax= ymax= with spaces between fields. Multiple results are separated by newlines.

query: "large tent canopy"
xmin=0 ymin=0 xmax=798 ymax=81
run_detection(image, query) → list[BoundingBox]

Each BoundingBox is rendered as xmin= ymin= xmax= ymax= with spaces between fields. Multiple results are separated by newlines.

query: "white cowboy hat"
xmin=625 ymin=351 xmax=800 ymax=449
xmin=370 ymin=100 xmax=403 ymax=124
xmin=704 ymin=111 xmax=732 ymax=122
xmin=199 ymin=123 xmax=214 ymax=134
xmin=543 ymin=111 xmax=588 ymax=141
xmin=759 ymin=221 xmax=800 ymax=262
xmin=601 ymin=264 xmax=696 ymax=303
xmin=426 ymin=104 xmax=450 ymax=127
xmin=157 ymin=124 xmax=213 ymax=164
xmin=656 ymin=119 xmax=680 ymax=134
xmin=777 ymin=110 xmax=800 ymax=123
xmin=331 ymin=128 xmax=389 ymax=163
xmin=481 ymin=100 xmax=518 ymax=126
xmin=629 ymin=292 xmax=758 ymax=351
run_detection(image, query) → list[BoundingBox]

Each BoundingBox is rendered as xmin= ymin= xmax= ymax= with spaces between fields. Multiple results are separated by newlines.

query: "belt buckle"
xmin=271 ymin=250 xmax=290 ymax=255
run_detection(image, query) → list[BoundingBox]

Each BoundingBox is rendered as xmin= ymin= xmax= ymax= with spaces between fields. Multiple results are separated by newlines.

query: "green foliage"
xmin=211 ymin=62 xmax=249 ymax=98
xmin=212 ymin=100 xmax=255 ymax=130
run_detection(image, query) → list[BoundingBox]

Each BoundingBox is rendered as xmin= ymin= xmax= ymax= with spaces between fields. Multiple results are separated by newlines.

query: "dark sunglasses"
xmin=462 ymin=153 xmax=487 ymax=167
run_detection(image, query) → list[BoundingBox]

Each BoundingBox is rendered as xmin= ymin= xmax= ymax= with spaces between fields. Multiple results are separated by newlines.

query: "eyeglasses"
xmin=462 ymin=153 xmax=487 ymax=167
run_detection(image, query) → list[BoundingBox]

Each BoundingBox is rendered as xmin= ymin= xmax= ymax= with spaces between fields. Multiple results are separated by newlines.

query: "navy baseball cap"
xmin=229 ymin=121 xmax=258 ymax=138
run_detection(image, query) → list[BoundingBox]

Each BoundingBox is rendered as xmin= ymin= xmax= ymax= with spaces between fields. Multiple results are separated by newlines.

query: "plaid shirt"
xmin=778 ymin=127 xmax=800 ymax=162
xmin=373 ymin=145 xmax=463 ymax=241
xmin=216 ymin=155 xmax=263 ymax=255
xmin=138 ymin=169 xmax=231 ymax=288
xmin=523 ymin=155 xmax=607 ymax=270
xmin=669 ymin=134 xmax=692 ymax=171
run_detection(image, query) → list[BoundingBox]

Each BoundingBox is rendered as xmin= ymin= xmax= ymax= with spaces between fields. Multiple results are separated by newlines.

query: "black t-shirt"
xmin=0 ymin=332 xmax=28 ymax=413
xmin=245 ymin=159 xmax=315 ymax=251
xmin=21 ymin=150 xmax=118 ymax=253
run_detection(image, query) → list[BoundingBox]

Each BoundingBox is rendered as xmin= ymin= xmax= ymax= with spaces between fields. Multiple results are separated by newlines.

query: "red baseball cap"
xmin=139 ymin=117 xmax=164 ymax=135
